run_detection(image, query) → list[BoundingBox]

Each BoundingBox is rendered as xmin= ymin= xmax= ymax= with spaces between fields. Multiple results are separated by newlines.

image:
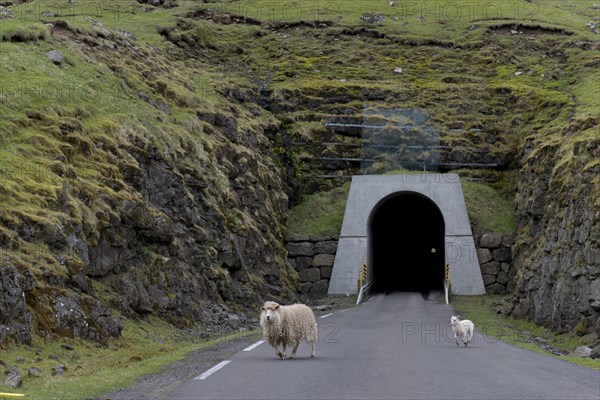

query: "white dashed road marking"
xmin=194 ymin=360 xmax=232 ymax=380
xmin=320 ymin=313 xmax=333 ymax=319
xmin=243 ymin=340 xmax=265 ymax=352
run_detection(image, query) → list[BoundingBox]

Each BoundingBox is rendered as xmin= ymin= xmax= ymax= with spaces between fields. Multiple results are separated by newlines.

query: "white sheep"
xmin=260 ymin=301 xmax=317 ymax=359
xmin=450 ymin=315 xmax=474 ymax=347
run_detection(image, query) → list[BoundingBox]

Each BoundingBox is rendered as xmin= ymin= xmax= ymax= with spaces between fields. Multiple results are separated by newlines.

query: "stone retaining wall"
xmin=475 ymin=233 xmax=515 ymax=294
xmin=287 ymin=232 xmax=514 ymax=297
xmin=285 ymin=235 xmax=338 ymax=298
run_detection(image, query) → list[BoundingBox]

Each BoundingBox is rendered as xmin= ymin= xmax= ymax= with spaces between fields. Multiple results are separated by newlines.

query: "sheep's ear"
xmin=275 ymin=304 xmax=280 ymax=310
xmin=260 ymin=306 xmax=265 ymax=311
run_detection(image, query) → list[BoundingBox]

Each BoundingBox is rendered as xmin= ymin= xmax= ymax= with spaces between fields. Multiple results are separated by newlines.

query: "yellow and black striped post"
xmin=444 ymin=262 xmax=451 ymax=304
xmin=358 ymin=263 xmax=368 ymax=292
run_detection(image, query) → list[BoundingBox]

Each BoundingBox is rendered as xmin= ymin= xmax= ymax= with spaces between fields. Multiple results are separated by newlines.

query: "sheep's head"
xmin=450 ymin=315 xmax=460 ymax=325
xmin=260 ymin=301 xmax=280 ymax=324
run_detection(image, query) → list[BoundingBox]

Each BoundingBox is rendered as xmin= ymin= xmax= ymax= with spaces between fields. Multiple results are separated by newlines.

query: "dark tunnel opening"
xmin=369 ymin=192 xmax=445 ymax=293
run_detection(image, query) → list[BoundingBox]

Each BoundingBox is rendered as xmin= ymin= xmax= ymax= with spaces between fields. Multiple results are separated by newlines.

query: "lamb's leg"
xmin=454 ymin=333 xmax=460 ymax=346
xmin=290 ymin=342 xmax=300 ymax=359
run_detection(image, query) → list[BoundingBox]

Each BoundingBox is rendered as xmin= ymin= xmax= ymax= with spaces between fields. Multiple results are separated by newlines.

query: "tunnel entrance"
xmin=369 ymin=192 xmax=445 ymax=293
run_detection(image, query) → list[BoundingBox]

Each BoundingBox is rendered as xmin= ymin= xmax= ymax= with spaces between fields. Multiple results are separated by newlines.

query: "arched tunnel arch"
xmin=368 ymin=192 xmax=445 ymax=293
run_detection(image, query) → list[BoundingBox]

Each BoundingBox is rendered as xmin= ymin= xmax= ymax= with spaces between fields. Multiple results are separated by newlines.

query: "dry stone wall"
xmin=285 ymin=235 xmax=338 ymax=298
xmin=475 ymin=233 xmax=515 ymax=294
xmin=286 ymin=232 xmax=513 ymax=298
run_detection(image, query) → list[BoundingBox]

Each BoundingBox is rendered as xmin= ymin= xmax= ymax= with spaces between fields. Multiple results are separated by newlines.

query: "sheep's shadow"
xmin=264 ymin=356 xmax=328 ymax=362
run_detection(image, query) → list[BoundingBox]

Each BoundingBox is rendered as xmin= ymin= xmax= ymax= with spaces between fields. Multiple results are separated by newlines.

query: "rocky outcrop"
xmin=509 ymin=135 xmax=600 ymax=334
xmin=0 ymin=107 xmax=297 ymax=345
xmin=286 ymin=235 xmax=338 ymax=298
xmin=475 ymin=233 xmax=514 ymax=294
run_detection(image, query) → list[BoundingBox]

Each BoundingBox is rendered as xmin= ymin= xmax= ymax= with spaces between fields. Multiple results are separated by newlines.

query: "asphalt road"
xmin=167 ymin=292 xmax=599 ymax=399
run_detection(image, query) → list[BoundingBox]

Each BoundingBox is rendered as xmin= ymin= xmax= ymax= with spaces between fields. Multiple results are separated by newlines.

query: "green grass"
xmin=462 ymin=181 xmax=516 ymax=235
xmin=453 ymin=295 xmax=600 ymax=370
xmin=0 ymin=318 xmax=260 ymax=400
xmin=217 ymin=0 xmax=597 ymax=40
xmin=285 ymin=182 xmax=350 ymax=236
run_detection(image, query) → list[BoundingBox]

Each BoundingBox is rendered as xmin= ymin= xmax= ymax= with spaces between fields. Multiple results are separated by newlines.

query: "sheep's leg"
xmin=310 ymin=340 xmax=316 ymax=358
xmin=454 ymin=333 xmax=459 ymax=346
xmin=281 ymin=343 xmax=287 ymax=360
xmin=274 ymin=343 xmax=284 ymax=359
xmin=290 ymin=342 xmax=300 ymax=359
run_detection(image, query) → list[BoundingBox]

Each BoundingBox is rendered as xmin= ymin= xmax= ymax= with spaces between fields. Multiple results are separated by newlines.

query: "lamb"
xmin=260 ymin=301 xmax=317 ymax=360
xmin=450 ymin=315 xmax=474 ymax=347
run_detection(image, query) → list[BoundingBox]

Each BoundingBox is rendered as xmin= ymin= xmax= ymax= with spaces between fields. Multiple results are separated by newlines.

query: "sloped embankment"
xmin=0 ymin=16 xmax=296 ymax=346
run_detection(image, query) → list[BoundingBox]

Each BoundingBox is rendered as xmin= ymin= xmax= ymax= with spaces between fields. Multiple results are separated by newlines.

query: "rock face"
xmin=0 ymin=21 xmax=298 ymax=345
xmin=0 ymin=106 xmax=296 ymax=343
xmin=509 ymin=137 xmax=600 ymax=334
xmin=286 ymin=236 xmax=338 ymax=298
xmin=0 ymin=265 xmax=33 ymax=344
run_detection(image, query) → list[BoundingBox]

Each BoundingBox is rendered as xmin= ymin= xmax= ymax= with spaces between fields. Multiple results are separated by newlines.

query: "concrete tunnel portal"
xmin=369 ymin=192 xmax=445 ymax=293
xmin=327 ymin=174 xmax=486 ymax=296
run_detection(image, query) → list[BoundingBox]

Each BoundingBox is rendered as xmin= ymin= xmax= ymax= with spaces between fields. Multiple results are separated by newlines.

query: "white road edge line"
xmin=368 ymin=296 xmax=376 ymax=301
xmin=194 ymin=360 xmax=232 ymax=380
xmin=320 ymin=313 xmax=333 ymax=319
xmin=243 ymin=340 xmax=265 ymax=351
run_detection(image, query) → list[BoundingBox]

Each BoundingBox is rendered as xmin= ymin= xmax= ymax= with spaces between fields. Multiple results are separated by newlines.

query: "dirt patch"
xmin=183 ymin=8 xmax=333 ymax=30
xmin=487 ymin=24 xmax=573 ymax=36
xmin=340 ymin=27 xmax=388 ymax=39
xmin=183 ymin=8 xmax=262 ymax=25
